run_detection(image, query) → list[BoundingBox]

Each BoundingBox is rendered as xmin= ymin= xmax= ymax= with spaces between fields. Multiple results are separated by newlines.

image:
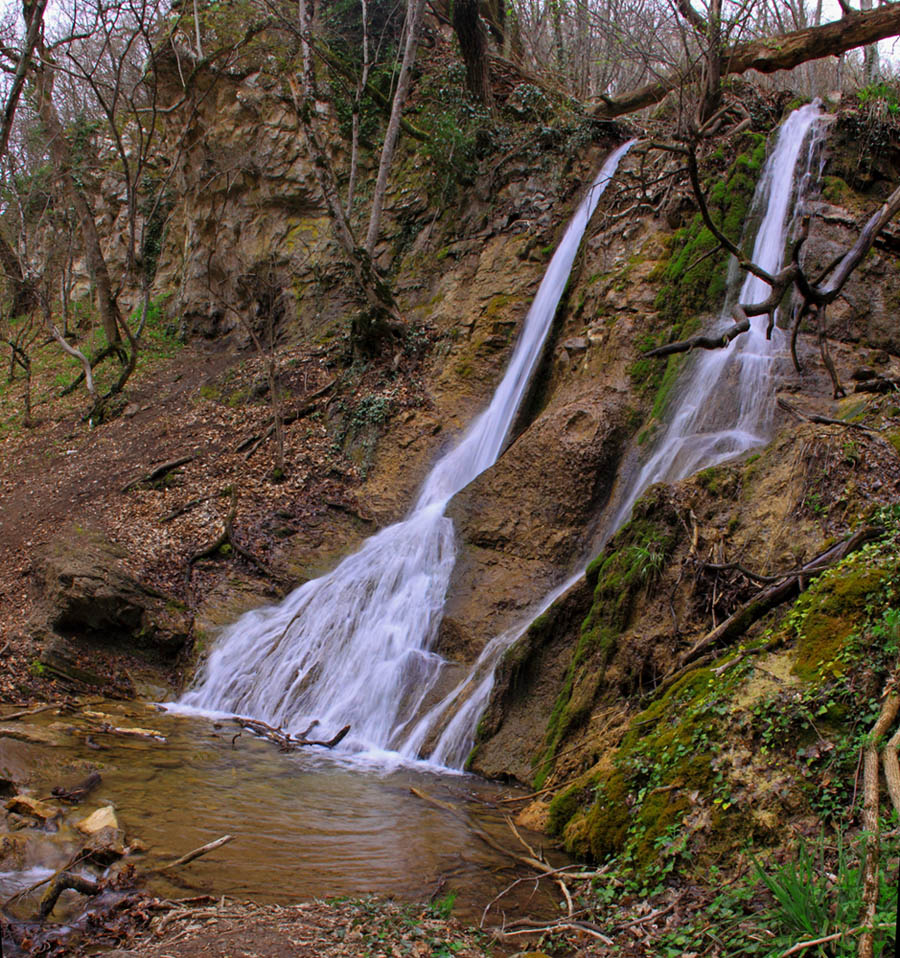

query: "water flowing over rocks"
xmin=180 ymin=143 xmax=635 ymax=757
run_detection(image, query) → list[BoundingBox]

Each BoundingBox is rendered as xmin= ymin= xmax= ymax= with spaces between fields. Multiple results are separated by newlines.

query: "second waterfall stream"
xmin=179 ymin=140 xmax=635 ymax=756
xmin=181 ymin=104 xmax=824 ymax=770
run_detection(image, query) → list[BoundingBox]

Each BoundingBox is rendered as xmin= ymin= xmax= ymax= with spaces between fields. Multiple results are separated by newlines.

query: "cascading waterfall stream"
xmin=417 ymin=103 xmax=826 ymax=769
xmin=179 ymin=140 xmax=635 ymax=756
xmin=608 ymin=103 xmax=826 ymax=526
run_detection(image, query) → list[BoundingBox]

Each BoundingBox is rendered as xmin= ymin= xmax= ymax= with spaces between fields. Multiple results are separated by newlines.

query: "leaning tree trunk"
xmin=594 ymin=3 xmax=900 ymax=119
xmin=364 ymin=0 xmax=426 ymax=256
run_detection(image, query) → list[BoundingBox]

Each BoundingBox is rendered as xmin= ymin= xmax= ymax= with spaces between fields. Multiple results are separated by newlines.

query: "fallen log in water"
xmin=51 ymin=770 xmax=102 ymax=804
xmin=234 ymin=716 xmax=350 ymax=750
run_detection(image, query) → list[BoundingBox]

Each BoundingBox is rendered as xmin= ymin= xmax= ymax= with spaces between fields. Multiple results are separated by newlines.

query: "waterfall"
xmin=419 ymin=103 xmax=826 ymax=769
xmin=608 ymin=103 xmax=826 ymax=526
xmin=178 ymin=140 xmax=635 ymax=756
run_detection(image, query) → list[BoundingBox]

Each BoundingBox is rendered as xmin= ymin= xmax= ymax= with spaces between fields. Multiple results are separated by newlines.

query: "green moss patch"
xmin=554 ymin=658 xmax=743 ymax=871
xmin=656 ymin=135 xmax=767 ymax=330
xmin=539 ymin=487 xmax=682 ymax=782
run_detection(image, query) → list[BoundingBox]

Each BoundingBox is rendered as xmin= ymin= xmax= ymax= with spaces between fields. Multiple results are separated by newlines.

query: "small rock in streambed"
xmin=83 ymin=825 xmax=127 ymax=865
xmin=5 ymin=795 xmax=60 ymax=824
xmin=0 ymin=833 xmax=28 ymax=868
xmin=76 ymin=805 xmax=119 ymax=835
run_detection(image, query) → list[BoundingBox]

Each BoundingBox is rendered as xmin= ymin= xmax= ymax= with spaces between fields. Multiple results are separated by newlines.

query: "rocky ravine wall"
xmin=458 ymin=110 xmax=900 ymax=874
xmin=62 ymin=59 xmax=900 ymax=822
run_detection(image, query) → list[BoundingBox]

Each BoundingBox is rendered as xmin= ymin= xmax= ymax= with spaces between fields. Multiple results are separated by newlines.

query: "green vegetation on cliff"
xmin=541 ymin=505 xmax=900 ymax=953
xmin=628 ymin=134 xmax=769 ymax=427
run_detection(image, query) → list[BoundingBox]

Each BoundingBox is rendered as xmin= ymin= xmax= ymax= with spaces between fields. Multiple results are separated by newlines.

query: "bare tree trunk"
xmin=192 ymin=0 xmax=205 ymax=58
xmin=288 ymin=81 xmax=390 ymax=307
xmin=0 ymin=233 xmax=35 ymax=318
xmin=575 ymin=0 xmax=589 ymax=98
xmin=549 ymin=0 xmax=565 ymax=76
xmin=697 ymin=0 xmax=722 ymax=126
xmin=33 ymin=53 xmax=123 ymax=348
xmin=860 ymin=0 xmax=880 ymax=83
xmin=347 ymin=0 xmax=370 ymax=213
xmin=453 ymin=0 xmax=495 ymax=108
xmin=858 ymin=692 xmax=900 ymax=958
xmin=0 ymin=0 xmax=49 ymax=160
xmin=364 ymin=0 xmax=426 ymax=256
xmin=288 ymin=2 xmax=401 ymax=350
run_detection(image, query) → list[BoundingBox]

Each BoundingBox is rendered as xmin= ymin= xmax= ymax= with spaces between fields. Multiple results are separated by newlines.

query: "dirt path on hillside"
xmin=0 ymin=337 xmax=341 ymax=702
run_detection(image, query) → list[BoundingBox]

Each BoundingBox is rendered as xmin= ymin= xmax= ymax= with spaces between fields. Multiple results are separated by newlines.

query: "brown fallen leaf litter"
xmin=9 ymin=886 xmax=712 ymax=957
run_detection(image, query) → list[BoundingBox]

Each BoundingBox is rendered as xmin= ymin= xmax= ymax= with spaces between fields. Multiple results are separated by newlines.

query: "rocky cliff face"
xmin=452 ymin=110 xmax=900 ymax=883
xmin=32 ymin=60 xmax=900 ymax=872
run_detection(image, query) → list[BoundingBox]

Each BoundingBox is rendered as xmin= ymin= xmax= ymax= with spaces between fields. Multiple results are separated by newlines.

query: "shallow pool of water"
xmin=3 ymin=701 xmax=564 ymax=924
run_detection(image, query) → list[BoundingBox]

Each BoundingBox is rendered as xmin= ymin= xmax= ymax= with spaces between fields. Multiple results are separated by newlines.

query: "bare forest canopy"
xmin=1 ymin=0 xmax=900 ymax=424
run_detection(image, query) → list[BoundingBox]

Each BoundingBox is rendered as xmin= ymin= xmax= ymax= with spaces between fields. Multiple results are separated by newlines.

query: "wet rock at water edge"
xmin=83 ymin=826 xmax=127 ymax=865
xmin=5 ymin=795 xmax=60 ymax=824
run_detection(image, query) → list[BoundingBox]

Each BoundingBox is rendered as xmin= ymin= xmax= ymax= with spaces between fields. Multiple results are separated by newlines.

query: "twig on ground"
xmin=121 ymin=455 xmax=195 ymax=494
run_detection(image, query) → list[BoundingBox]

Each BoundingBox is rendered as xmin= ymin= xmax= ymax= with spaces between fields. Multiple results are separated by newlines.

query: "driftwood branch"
xmin=51 ymin=770 xmax=101 ymax=804
xmin=38 ymin=872 xmax=100 ymax=919
xmin=235 ymin=716 xmax=350 ymax=750
xmin=409 ymin=787 xmax=551 ymax=875
xmin=158 ymin=834 xmax=234 ymax=871
xmin=0 ymin=702 xmax=58 ymax=721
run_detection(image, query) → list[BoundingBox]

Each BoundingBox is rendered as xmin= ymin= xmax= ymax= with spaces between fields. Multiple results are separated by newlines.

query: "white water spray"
xmin=419 ymin=104 xmax=826 ymax=769
xmin=180 ymin=141 xmax=635 ymax=754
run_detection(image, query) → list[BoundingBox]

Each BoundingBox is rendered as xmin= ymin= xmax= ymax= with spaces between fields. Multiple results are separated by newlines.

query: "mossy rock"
xmin=547 ymin=784 xmax=587 ymax=837
xmin=655 ymin=135 xmax=767 ymax=331
xmin=540 ymin=487 xmax=683 ymax=774
xmin=792 ymin=565 xmax=888 ymax=681
xmin=569 ymin=770 xmax=630 ymax=860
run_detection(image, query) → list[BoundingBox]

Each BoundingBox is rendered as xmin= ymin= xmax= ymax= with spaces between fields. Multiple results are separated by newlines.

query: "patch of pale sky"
xmin=0 ymin=0 xmax=897 ymax=63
